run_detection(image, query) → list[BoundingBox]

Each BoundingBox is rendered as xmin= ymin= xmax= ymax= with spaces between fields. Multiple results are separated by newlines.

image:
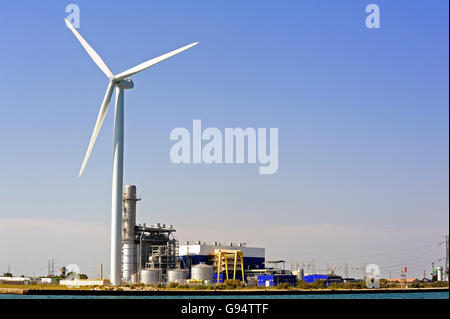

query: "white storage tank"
xmin=140 ymin=269 xmax=162 ymax=285
xmin=437 ymin=266 xmax=443 ymax=281
xmin=167 ymin=269 xmax=189 ymax=283
xmin=191 ymin=263 xmax=213 ymax=281
xmin=296 ymin=269 xmax=304 ymax=281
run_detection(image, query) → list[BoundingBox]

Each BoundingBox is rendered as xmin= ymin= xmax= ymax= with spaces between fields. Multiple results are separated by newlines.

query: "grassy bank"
xmin=1 ymin=279 xmax=448 ymax=295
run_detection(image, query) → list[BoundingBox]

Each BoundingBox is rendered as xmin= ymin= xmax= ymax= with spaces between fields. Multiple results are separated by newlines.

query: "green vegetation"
xmin=158 ymin=279 xmax=449 ymax=291
xmin=1 ymin=278 xmax=448 ymax=292
xmin=218 ymin=280 xmax=246 ymax=289
xmin=177 ymin=283 xmax=190 ymax=289
xmin=407 ymin=281 xmax=449 ymax=288
xmin=327 ymin=282 xmax=366 ymax=289
xmin=297 ymin=279 xmax=328 ymax=289
xmin=0 ymin=284 xmax=82 ymax=290
xmin=162 ymin=280 xmax=246 ymax=290
xmin=168 ymin=282 xmax=179 ymax=288
xmin=275 ymin=283 xmax=291 ymax=289
xmin=377 ymin=279 xmax=449 ymax=289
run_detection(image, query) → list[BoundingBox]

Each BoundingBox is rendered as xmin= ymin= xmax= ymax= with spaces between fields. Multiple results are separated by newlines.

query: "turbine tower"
xmin=64 ymin=19 xmax=197 ymax=285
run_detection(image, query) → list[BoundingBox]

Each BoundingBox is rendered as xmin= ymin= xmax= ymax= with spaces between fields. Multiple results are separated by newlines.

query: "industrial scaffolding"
xmin=137 ymin=225 xmax=179 ymax=282
xmin=213 ymin=249 xmax=245 ymax=282
xmin=120 ymin=185 xmax=179 ymax=284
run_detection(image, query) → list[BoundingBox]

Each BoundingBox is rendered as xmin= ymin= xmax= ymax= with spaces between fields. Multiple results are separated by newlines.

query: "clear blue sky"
xmin=0 ymin=1 xmax=448 ymax=279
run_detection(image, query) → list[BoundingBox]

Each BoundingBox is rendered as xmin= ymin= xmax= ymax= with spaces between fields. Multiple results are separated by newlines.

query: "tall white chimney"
xmin=122 ymin=185 xmax=139 ymax=283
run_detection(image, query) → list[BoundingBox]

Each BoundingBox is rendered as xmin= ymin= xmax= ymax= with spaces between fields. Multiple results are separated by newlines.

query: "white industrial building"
xmin=59 ymin=279 xmax=109 ymax=287
xmin=179 ymin=242 xmax=265 ymax=270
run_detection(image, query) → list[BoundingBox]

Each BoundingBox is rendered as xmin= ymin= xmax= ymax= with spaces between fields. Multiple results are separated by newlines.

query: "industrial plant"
xmin=119 ymin=185 xmax=272 ymax=286
xmin=45 ymin=184 xmax=313 ymax=287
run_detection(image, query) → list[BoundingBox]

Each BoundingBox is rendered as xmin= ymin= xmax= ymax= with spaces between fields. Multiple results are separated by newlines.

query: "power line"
xmin=379 ymin=247 xmax=443 ymax=270
xmin=315 ymin=242 xmax=440 ymax=263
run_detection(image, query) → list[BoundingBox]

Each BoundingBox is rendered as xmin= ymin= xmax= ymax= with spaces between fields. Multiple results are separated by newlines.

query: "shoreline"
xmin=1 ymin=287 xmax=448 ymax=296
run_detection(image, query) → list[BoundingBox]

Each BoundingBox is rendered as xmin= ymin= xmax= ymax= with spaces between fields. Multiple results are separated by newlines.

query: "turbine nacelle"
xmin=115 ymin=78 xmax=134 ymax=90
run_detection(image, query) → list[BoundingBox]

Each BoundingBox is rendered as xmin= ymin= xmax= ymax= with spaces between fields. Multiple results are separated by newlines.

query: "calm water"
xmin=0 ymin=292 xmax=448 ymax=299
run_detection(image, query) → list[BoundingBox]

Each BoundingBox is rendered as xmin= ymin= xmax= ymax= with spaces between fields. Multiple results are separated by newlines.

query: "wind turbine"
xmin=64 ymin=19 xmax=198 ymax=285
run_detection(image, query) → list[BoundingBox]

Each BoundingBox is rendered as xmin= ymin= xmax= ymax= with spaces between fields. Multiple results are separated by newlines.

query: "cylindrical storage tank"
xmin=191 ymin=263 xmax=214 ymax=281
xmin=167 ymin=269 xmax=189 ymax=283
xmin=437 ymin=266 xmax=443 ymax=281
xmin=297 ymin=269 xmax=304 ymax=281
xmin=140 ymin=269 xmax=162 ymax=285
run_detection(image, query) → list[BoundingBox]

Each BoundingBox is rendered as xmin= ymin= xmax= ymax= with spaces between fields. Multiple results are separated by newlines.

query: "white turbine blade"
xmin=114 ymin=42 xmax=198 ymax=81
xmin=79 ymin=81 xmax=115 ymax=177
xmin=64 ymin=18 xmax=114 ymax=78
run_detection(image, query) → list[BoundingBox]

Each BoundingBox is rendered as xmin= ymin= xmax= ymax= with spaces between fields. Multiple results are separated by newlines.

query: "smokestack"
xmin=122 ymin=185 xmax=138 ymax=283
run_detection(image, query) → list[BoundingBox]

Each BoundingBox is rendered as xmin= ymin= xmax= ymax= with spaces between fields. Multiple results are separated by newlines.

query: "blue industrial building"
xmin=303 ymin=274 xmax=342 ymax=286
xmin=257 ymin=275 xmax=297 ymax=287
xmin=213 ymin=273 xmax=244 ymax=283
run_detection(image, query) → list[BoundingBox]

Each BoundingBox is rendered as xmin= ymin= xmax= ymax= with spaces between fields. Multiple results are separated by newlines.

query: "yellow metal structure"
xmin=213 ymin=249 xmax=245 ymax=283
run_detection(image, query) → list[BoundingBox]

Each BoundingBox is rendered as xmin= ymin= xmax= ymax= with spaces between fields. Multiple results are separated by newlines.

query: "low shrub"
xmin=275 ymin=283 xmax=290 ymax=289
xmin=168 ymin=282 xmax=179 ymax=288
